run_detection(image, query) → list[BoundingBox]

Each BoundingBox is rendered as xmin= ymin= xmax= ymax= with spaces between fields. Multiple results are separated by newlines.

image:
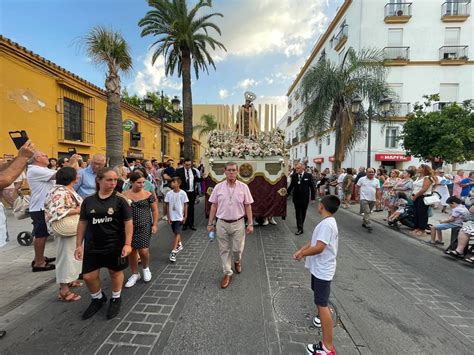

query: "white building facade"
xmin=282 ymin=0 xmax=473 ymax=172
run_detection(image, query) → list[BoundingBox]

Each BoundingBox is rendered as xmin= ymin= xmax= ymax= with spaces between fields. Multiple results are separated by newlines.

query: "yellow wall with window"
xmin=0 ymin=36 xmax=200 ymax=163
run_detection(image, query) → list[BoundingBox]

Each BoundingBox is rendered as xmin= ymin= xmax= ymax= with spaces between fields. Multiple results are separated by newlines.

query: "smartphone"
xmin=68 ymin=147 xmax=77 ymax=156
xmin=9 ymin=131 xmax=29 ymax=150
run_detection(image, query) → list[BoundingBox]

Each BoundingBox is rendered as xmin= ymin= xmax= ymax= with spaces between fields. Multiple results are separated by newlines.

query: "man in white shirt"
xmin=336 ymin=169 xmax=346 ymax=201
xmin=27 ymin=151 xmax=56 ymax=272
xmin=355 ymin=168 xmax=380 ymax=231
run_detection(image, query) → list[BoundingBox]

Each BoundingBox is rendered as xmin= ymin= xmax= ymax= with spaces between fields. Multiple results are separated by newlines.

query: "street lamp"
xmin=144 ymin=91 xmax=181 ymax=162
xmin=365 ymin=95 xmax=393 ymax=168
xmin=351 ymin=94 xmax=363 ymax=114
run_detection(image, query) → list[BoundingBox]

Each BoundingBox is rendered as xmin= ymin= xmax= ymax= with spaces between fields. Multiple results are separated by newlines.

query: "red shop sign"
xmin=313 ymin=157 xmax=324 ymax=163
xmin=329 ymin=156 xmax=335 ymax=162
xmin=375 ymin=153 xmax=411 ymax=162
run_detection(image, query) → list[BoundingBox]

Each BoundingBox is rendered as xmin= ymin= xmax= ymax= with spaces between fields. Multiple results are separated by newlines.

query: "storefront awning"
xmin=375 ymin=153 xmax=411 ymax=162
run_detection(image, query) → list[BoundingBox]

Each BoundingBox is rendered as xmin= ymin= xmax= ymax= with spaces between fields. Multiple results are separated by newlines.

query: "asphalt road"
xmin=0 ymin=201 xmax=472 ymax=354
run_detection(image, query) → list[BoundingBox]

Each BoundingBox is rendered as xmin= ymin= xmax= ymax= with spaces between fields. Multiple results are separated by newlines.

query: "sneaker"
xmin=176 ymin=243 xmax=183 ymax=253
xmin=162 ymin=216 xmax=168 ymax=221
xmin=106 ymin=297 xmax=122 ymax=320
xmin=312 ymin=315 xmax=321 ymax=328
xmin=307 ymin=341 xmax=336 ymax=355
xmin=269 ymin=217 xmax=277 ymax=225
xmin=262 ymin=218 xmax=269 ymax=226
xmin=169 ymin=252 xmax=177 ymax=262
xmin=143 ymin=268 xmax=152 ymax=282
xmin=124 ymin=273 xmax=141 ymax=288
xmin=82 ymin=293 xmax=107 ymax=320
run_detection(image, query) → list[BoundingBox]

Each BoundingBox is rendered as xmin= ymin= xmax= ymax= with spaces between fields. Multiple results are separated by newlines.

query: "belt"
xmin=219 ymin=216 xmax=244 ymax=224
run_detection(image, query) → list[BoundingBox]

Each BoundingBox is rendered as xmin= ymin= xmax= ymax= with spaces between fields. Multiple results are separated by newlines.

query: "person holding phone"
xmin=74 ymin=167 xmax=133 ymax=320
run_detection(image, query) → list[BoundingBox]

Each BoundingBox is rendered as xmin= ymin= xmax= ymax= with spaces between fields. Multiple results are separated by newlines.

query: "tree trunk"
xmin=105 ymin=71 xmax=123 ymax=168
xmin=333 ymin=106 xmax=346 ymax=171
xmin=181 ymin=50 xmax=194 ymax=160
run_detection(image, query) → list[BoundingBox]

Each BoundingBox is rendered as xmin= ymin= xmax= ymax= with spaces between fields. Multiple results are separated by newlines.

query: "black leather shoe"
xmin=295 ymin=230 xmax=303 ymax=235
xmin=190 ymin=226 xmax=197 ymax=231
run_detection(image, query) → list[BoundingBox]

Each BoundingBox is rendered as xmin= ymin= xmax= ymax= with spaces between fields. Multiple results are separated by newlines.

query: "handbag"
xmin=13 ymin=193 xmax=30 ymax=220
xmin=51 ymin=214 xmax=79 ymax=238
xmin=423 ymin=192 xmax=440 ymax=206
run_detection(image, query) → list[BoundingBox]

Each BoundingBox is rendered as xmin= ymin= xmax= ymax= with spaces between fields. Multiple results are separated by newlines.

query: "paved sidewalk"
xmin=0 ymin=209 xmax=56 ymax=314
xmin=343 ymin=202 xmax=455 ymax=248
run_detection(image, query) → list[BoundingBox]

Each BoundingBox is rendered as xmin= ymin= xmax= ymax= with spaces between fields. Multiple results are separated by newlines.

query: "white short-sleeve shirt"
xmin=165 ymin=189 xmax=189 ymax=221
xmin=356 ymin=176 xmax=379 ymax=202
xmin=27 ymin=165 xmax=56 ymax=212
xmin=305 ymin=217 xmax=339 ymax=281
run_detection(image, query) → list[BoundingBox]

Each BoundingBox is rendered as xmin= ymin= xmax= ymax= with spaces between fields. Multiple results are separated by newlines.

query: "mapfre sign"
xmin=375 ymin=153 xmax=411 ymax=162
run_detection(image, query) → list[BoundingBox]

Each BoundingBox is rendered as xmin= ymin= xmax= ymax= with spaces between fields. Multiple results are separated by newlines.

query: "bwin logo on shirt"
xmin=92 ymin=216 xmax=113 ymax=224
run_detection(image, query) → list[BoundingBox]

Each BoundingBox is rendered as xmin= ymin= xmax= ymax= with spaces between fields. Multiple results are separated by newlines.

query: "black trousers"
xmin=184 ymin=190 xmax=196 ymax=227
xmin=413 ymin=196 xmax=429 ymax=230
xmin=294 ymin=202 xmax=309 ymax=231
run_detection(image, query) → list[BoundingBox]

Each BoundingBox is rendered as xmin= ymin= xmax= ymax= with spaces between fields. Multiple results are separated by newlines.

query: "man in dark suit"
xmin=175 ymin=158 xmax=201 ymax=231
xmin=287 ymin=163 xmax=316 ymax=235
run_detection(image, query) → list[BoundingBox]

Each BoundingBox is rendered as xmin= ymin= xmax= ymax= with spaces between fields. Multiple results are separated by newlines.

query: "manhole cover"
xmin=272 ymin=287 xmax=315 ymax=325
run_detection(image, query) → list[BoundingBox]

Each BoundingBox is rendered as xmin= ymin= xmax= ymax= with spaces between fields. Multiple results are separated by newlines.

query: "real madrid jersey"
xmin=80 ymin=191 xmax=132 ymax=253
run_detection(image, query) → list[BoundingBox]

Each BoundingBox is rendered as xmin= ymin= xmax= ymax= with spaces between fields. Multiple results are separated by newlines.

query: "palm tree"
xmin=139 ymin=0 xmax=226 ymax=160
xmin=194 ymin=113 xmax=217 ymax=139
xmin=83 ymin=26 xmax=132 ymax=167
xmin=300 ymin=48 xmax=390 ymax=169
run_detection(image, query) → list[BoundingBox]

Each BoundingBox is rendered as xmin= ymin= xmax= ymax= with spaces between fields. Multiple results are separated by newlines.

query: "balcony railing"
xmin=383 ymin=46 xmax=410 ymax=61
xmin=439 ymin=45 xmax=469 ymax=61
xmin=333 ymin=25 xmax=348 ymax=51
xmin=384 ymin=2 xmax=413 ymax=18
xmin=442 ymin=1 xmax=471 ymax=19
xmin=391 ymin=102 xmax=411 ymax=117
xmin=432 ymin=102 xmax=461 ymax=111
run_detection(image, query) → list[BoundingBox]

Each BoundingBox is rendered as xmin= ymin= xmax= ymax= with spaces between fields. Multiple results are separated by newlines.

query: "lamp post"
xmin=144 ymin=92 xmax=181 ymax=162
xmin=351 ymin=94 xmax=392 ymax=169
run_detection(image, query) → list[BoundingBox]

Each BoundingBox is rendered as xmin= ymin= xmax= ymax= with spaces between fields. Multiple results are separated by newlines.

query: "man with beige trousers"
xmin=207 ymin=162 xmax=254 ymax=289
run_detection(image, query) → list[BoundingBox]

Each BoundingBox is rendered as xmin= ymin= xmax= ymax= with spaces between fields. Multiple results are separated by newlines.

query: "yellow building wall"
xmin=0 ymin=37 xmax=198 ymax=163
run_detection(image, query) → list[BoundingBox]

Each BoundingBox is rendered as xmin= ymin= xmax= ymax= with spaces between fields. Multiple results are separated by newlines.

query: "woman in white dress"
xmin=434 ymin=169 xmax=451 ymax=213
xmin=44 ymin=167 xmax=83 ymax=302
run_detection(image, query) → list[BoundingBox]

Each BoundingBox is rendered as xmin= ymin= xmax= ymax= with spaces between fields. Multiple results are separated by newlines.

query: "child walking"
xmin=165 ymin=177 xmax=188 ymax=262
xmin=294 ymin=195 xmax=340 ymax=355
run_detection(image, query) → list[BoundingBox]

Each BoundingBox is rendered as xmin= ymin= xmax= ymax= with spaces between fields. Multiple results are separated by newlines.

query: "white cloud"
xmin=130 ymin=51 xmax=182 ymax=96
xmin=210 ymin=0 xmax=328 ymax=60
xmin=237 ymin=78 xmax=260 ymax=90
xmin=218 ymin=89 xmax=229 ymax=99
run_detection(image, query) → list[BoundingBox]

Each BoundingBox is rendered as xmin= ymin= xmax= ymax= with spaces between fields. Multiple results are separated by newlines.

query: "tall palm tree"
xmin=83 ymin=26 xmax=132 ymax=167
xmin=194 ymin=113 xmax=217 ymax=138
xmin=139 ymin=0 xmax=226 ymax=160
xmin=300 ymin=48 xmax=389 ymax=169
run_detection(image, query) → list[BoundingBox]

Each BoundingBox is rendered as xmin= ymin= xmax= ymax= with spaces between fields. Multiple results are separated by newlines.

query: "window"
xmin=326 ymin=135 xmax=330 ymax=145
xmin=445 ymin=27 xmax=461 ymax=45
xmin=385 ymin=127 xmax=399 ymax=148
xmin=130 ymin=121 xmax=139 ymax=148
xmin=387 ymin=83 xmax=403 ymax=101
xmin=440 ymin=83 xmax=459 ymax=102
xmin=63 ymin=98 xmax=83 ymax=141
xmin=388 ymin=28 xmax=403 ymax=47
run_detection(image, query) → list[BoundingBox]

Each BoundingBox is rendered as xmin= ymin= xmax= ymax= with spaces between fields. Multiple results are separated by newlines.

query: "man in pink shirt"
xmin=207 ymin=162 xmax=254 ymax=289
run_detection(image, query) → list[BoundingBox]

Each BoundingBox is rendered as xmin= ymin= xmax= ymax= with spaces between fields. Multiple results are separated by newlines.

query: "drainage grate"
xmin=272 ymin=287 xmax=315 ymax=326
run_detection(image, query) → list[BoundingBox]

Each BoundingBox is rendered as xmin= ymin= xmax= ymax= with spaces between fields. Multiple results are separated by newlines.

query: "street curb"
xmin=341 ymin=207 xmax=448 ymax=251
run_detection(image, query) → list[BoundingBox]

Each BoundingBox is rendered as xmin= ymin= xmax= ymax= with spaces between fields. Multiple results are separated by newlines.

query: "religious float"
xmin=204 ymin=92 xmax=288 ymax=219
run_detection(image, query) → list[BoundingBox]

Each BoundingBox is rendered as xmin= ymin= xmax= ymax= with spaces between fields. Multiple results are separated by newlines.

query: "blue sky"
xmin=1 ymin=0 xmax=342 ymax=119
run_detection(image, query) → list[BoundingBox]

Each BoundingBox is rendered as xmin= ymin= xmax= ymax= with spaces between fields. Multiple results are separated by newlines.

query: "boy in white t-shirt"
xmin=164 ymin=177 xmax=188 ymax=262
xmin=294 ymin=195 xmax=340 ymax=355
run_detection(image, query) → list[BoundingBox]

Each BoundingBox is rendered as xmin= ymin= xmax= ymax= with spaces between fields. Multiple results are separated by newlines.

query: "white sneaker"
xmin=253 ymin=219 xmax=259 ymax=226
xmin=124 ymin=273 xmax=141 ymax=288
xmin=312 ymin=315 xmax=321 ymax=328
xmin=169 ymin=252 xmax=177 ymax=262
xmin=162 ymin=216 xmax=168 ymax=221
xmin=269 ymin=217 xmax=277 ymax=225
xmin=176 ymin=242 xmax=183 ymax=253
xmin=262 ymin=218 xmax=269 ymax=226
xmin=143 ymin=267 xmax=152 ymax=282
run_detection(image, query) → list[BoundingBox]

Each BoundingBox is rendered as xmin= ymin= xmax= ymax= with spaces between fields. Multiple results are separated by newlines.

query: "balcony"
xmin=439 ymin=45 xmax=469 ymax=64
xmin=391 ymin=102 xmax=411 ymax=118
xmin=333 ymin=25 xmax=348 ymax=51
xmin=384 ymin=2 xmax=413 ymax=23
xmin=433 ymin=102 xmax=459 ymax=111
xmin=292 ymin=136 xmax=299 ymax=145
xmin=441 ymin=1 xmax=471 ymax=22
xmin=383 ymin=46 xmax=410 ymax=65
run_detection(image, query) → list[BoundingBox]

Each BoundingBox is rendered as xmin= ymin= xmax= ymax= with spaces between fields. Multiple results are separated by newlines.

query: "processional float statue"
xmin=204 ymin=92 xmax=288 ymax=220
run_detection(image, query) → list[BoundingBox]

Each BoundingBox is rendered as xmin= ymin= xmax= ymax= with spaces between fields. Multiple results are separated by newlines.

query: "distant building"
xmin=282 ymin=0 xmax=473 ymax=171
xmin=0 ymin=35 xmax=201 ymax=163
